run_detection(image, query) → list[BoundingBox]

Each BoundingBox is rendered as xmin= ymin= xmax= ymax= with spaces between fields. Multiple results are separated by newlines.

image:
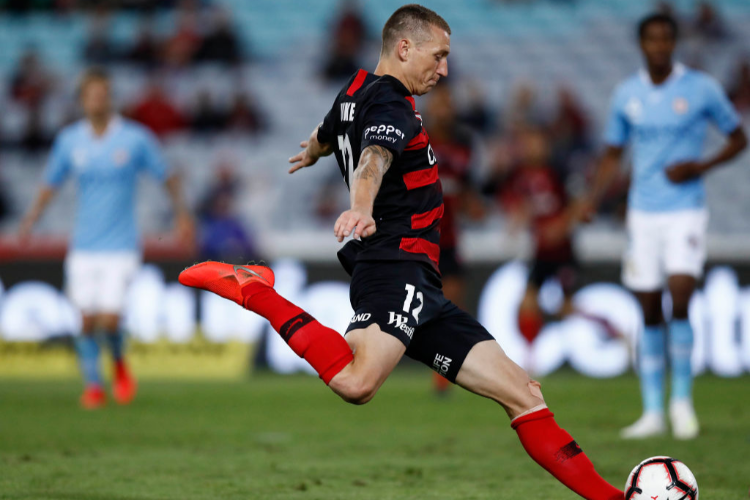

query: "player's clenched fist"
xmin=334 ymin=209 xmax=376 ymax=242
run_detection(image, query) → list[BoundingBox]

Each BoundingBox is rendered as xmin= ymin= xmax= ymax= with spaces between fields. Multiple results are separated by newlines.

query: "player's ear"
xmin=397 ymin=38 xmax=410 ymax=61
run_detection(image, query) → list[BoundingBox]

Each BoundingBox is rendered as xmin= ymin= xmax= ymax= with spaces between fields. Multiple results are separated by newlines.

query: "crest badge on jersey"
xmin=672 ymin=97 xmax=689 ymax=115
xmin=624 ymin=97 xmax=643 ymax=123
xmin=113 ymin=148 xmax=130 ymax=167
xmin=72 ymin=148 xmax=88 ymax=170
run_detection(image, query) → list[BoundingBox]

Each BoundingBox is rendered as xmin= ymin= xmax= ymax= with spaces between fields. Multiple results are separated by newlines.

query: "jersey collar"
xmin=84 ymin=114 xmax=123 ymax=141
xmin=380 ymin=74 xmax=411 ymax=97
xmin=639 ymin=62 xmax=686 ymax=88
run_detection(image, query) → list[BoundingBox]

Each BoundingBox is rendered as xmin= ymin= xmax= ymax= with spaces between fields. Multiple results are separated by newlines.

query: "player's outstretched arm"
xmin=164 ymin=174 xmax=195 ymax=246
xmin=665 ymin=127 xmax=748 ymax=183
xmin=288 ymin=124 xmax=334 ymax=174
xmin=580 ymin=145 xmax=624 ymax=221
xmin=18 ymin=186 xmax=56 ymax=243
xmin=334 ymin=145 xmax=394 ymax=243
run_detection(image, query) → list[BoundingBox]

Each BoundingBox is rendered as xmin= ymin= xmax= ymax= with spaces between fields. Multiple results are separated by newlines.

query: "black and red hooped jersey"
xmin=317 ymin=69 xmax=444 ymax=274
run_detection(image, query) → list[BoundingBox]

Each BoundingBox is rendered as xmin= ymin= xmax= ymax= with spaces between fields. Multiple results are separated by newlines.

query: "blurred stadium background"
xmin=0 ymin=0 xmax=749 ymax=380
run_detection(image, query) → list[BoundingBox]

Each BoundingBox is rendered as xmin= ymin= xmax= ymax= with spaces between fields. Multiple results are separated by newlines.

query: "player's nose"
xmin=437 ymin=59 xmax=448 ymax=77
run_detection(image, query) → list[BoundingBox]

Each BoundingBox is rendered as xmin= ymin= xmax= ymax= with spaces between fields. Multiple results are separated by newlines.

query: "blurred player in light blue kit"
xmin=586 ymin=13 xmax=746 ymax=439
xmin=19 ymin=68 xmax=194 ymax=409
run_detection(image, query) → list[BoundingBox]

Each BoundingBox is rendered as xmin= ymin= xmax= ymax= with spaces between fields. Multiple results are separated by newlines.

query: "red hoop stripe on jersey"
xmin=399 ymin=237 xmax=440 ymax=266
xmin=411 ymin=204 xmax=444 ymax=230
xmin=405 ymin=96 xmax=416 ymax=110
xmin=403 ymin=165 xmax=438 ymax=190
xmin=405 ymin=128 xmax=429 ymax=151
xmin=346 ymin=69 xmax=368 ymax=96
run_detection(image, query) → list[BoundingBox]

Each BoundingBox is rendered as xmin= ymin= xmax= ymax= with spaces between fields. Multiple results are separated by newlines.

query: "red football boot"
xmin=113 ymin=361 xmax=137 ymax=405
xmin=178 ymin=262 xmax=275 ymax=305
xmin=80 ymin=384 xmax=106 ymax=409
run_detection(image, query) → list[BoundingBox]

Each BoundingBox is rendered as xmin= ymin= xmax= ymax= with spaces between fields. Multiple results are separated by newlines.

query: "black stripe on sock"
xmin=279 ymin=312 xmax=314 ymax=342
xmin=554 ymin=440 xmax=583 ymax=463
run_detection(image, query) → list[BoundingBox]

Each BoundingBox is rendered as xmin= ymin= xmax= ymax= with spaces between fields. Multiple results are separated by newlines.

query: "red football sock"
xmin=242 ymin=283 xmax=353 ymax=384
xmin=512 ymin=408 xmax=623 ymax=500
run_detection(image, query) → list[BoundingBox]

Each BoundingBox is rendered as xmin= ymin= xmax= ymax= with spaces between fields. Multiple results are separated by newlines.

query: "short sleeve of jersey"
xmin=360 ymin=99 xmax=416 ymax=157
xmin=703 ymin=76 xmax=741 ymax=134
xmin=317 ymin=103 xmax=337 ymax=145
xmin=44 ymin=132 xmax=72 ymax=188
xmin=604 ymin=85 xmax=630 ymax=147
xmin=137 ymin=128 xmax=170 ymax=181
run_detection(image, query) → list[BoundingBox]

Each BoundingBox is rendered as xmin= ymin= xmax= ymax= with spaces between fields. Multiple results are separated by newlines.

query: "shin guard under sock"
xmin=512 ymin=408 xmax=623 ymax=500
xmin=242 ymin=284 xmax=353 ymax=384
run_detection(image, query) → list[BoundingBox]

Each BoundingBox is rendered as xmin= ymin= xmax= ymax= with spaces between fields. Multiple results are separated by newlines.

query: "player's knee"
xmin=671 ymin=294 xmax=691 ymax=319
xmin=642 ymin=309 xmax=662 ymax=326
xmin=335 ymin=377 xmax=378 ymax=405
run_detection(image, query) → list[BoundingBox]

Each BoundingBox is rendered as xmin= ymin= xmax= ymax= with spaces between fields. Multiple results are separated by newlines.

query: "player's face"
xmin=81 ymin=79 xmax=111 ymax=118
xmin=410 ymin=25 xmax=450 ymax=96
xmin=640 ymin=22 xmax=675 ymax=69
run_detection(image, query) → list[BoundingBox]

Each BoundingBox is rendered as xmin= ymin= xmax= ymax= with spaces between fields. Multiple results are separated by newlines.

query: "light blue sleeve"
xmin=43 ymin=132 xmax=71 ymax=187
xmin=704 ymin=76 xmax=741 ymax=134
xmin=604 ymin=85 xmax=630 ymax=147
xmin=138 ymin=128 xmax=171 ymax=181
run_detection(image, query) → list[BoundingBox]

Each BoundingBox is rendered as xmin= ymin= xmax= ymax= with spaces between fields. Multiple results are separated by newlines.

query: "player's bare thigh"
xmin=455 ymin=340 xmax=545 ymax=419
xmin=328 ymin=323 xmax=406 ymax=405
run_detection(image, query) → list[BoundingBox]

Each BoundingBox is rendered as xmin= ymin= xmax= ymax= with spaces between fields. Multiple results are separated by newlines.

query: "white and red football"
xmin=625 ymin=456 xmax=699 ymax=500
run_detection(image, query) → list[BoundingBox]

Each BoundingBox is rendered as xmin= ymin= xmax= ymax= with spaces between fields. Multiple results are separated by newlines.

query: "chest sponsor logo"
xmin=341 ymin=102 xmax=356 ymax=122
xmin=672 ymin=97 xmax=689 ymax=115
xmin=72 ymin=148 xmax=88 ymax=170
xmin=350 ymin=313 xmax=371 ymax=323
xmin=113 ymin=148 xmax=130 ymax=167
xmin=364 ymin=124 xmax=405 ymax=144
xmin=388 ymin=311 xmax=414 ymax=338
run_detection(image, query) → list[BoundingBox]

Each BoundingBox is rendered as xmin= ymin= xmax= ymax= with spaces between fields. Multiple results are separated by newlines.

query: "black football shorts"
xmin=346 ymin=260 xmax=494 ymax=382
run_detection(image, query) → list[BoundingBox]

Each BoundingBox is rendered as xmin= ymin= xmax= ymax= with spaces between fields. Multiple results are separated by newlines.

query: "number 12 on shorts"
xmin=403 ymin=284 xmax=423 ymax=322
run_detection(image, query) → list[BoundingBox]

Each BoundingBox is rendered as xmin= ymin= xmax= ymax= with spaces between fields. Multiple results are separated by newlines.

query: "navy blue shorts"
xmin=346 ymin=260 xmax=494 ymax=382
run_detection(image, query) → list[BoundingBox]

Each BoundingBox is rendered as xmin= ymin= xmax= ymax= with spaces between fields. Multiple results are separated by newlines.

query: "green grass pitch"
xmin=0 ymin=372 xmax=747 ymax=499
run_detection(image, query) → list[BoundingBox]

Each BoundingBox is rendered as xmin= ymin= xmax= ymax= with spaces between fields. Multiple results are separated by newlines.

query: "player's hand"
xmin=665 ymin=161 xmax=707 ymax=184
xmin=175 ymin=212 xmax=196 ymax=247
xmin=17 ymin=214 xmax=36 ymax=245
xmin=288 ymin=140 xmax=320 ymax=174
xmin=576 ymin=197 xmax=597 ymax=223
xmin=334 ymin=209 xmax=376 ymax=242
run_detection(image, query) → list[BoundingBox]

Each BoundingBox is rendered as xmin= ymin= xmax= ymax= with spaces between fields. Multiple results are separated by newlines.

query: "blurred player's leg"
xmin=101 ymin=314 xmax=137 ymax=405
xmin=621 ymin=211 xmax=667 ymax=438
xmin=622 ymin=291 xmax=666 ymax=438
xmin=456 ymin=339 xmax=623 ymax=500
xmin=433 ymin=249 xmax=464 ymax=395
xmin=100 ymin=253 xmax=140 ymax=405
xmin=76 ymin=315 xmax=105 ymax=409
xmin=517 ymin=284 xmax=543 ymax=344
xmin=663 ymin=211 xmax=706 ymax=440
xmin=667 ymin=274 xmax=699 ymax=440
xmin=66 ymin=254 xmax=106 ymax=409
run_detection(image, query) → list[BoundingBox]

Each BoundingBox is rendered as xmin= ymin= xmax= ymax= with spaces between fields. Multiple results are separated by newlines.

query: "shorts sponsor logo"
xmin=364 ymin=125 xmax=405 ymax=144
xmin=350 ymin=313 xmax=371 ymax=323
xmin=388 ymin=312 xmax=414 ymax=338
xmin=433 ymin=354 xmax=451 ymax=375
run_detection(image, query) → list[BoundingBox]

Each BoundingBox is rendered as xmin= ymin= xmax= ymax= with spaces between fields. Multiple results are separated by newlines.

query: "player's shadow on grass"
xmin=20 ymin=493 xmax=159 ymax=500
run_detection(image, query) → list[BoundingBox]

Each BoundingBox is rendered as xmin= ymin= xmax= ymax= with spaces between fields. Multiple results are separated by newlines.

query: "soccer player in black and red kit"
xmin=179 ymin=5 xmax=623 ymax=499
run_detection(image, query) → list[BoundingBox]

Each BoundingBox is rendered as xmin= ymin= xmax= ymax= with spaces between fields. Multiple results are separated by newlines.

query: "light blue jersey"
xmin=44 ymin=116 xmax=170 ymax=251
xmin=605 ymin=63 xmax=740 ymax=212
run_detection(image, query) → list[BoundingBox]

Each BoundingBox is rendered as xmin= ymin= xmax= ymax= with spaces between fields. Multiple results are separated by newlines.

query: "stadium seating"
xmin=1 ymin=0 xmax=749 ymax=259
